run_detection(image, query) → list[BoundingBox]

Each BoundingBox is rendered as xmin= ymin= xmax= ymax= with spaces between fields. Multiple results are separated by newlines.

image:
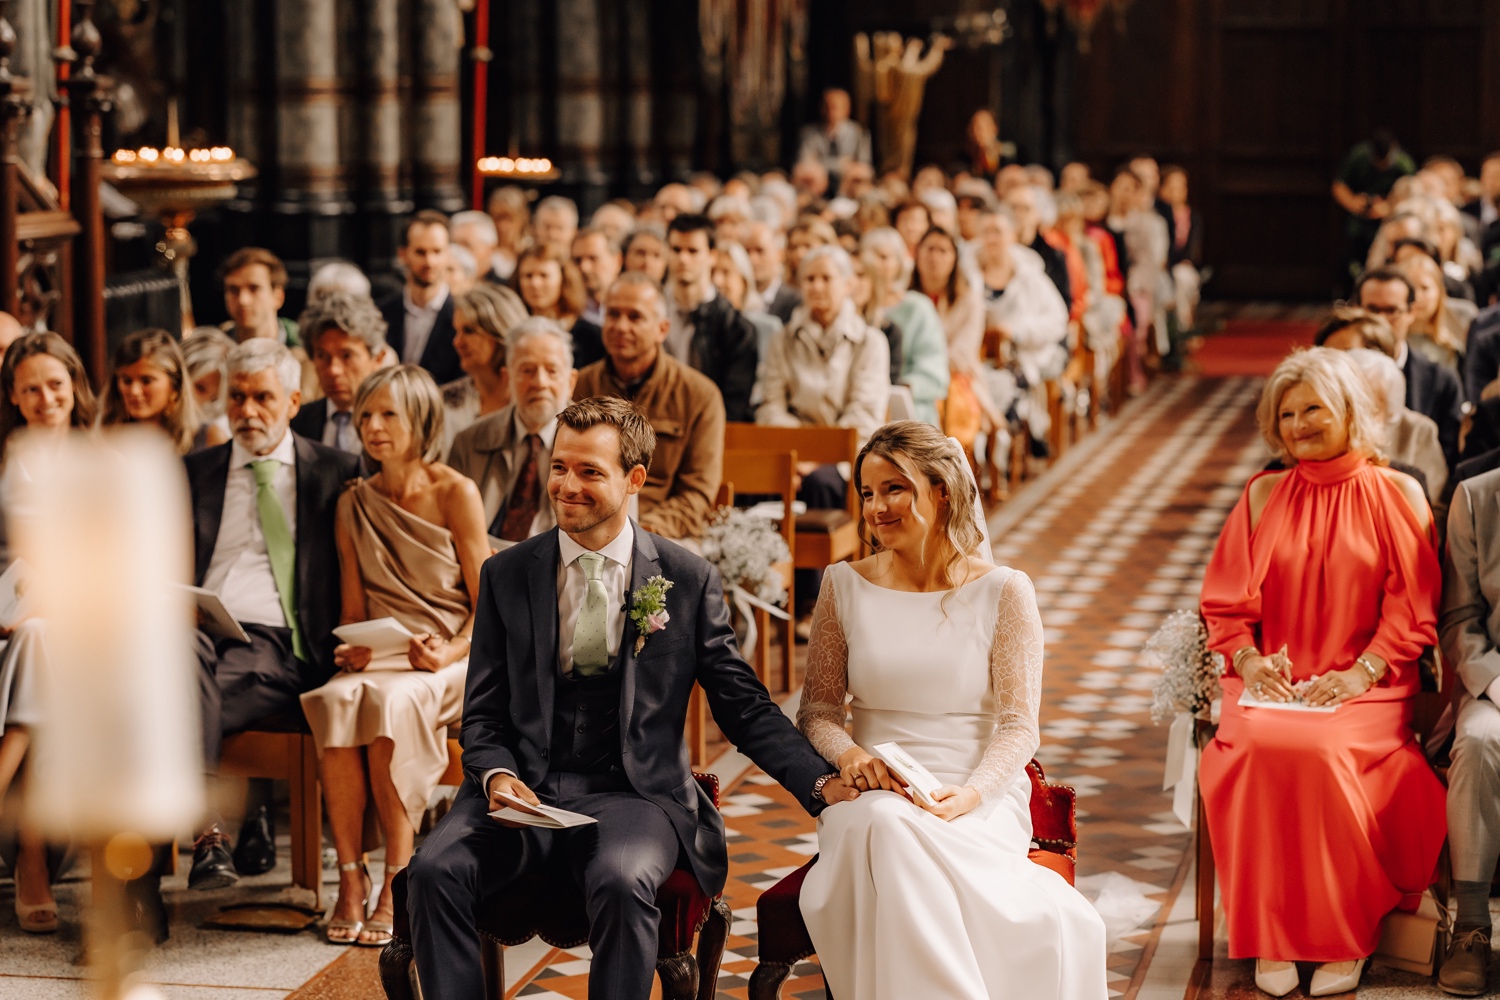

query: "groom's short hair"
xmin=557 ymin=396 xmax=656 ymax=473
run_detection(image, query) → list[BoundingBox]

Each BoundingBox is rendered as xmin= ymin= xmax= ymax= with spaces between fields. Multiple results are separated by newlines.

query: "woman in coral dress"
xmin=1198 ymin=348 xmax=1445 ymax=997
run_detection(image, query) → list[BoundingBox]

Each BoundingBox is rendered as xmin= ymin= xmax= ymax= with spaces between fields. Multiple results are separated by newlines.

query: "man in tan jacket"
xmin=573 ymin=272 xmax=725 ymax=541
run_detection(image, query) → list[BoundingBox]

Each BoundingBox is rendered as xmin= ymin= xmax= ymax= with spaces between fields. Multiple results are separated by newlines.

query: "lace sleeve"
xmin=795 ymin=568 xmax=859 ymax=765
xmin=967 ymin=570 xmax=1043 ymax=802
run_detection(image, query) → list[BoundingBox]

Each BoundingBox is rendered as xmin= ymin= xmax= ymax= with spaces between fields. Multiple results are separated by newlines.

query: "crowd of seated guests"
xmin=0 ymin=131 xmax=1212 ymax=944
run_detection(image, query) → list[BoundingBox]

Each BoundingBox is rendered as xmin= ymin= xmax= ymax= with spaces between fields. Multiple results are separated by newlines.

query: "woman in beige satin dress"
xmin=301 ymin=365 xmax=491 ymax=947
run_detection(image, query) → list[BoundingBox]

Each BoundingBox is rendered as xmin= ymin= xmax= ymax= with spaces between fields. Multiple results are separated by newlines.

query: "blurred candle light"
xmin=19 ymin=428 xmax=202 ymax=843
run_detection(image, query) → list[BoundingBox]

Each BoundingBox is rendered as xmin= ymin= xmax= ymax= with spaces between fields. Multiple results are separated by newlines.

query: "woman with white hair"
xmin=1198 ymin=348 xmax=1444 ymax=997
xmin=711 ymin=241 xmax=781 ymax=365
xmin=860 ymin=227 xmax=949 ymax=425
xmin=1343 ymin=347 xmax=1446 ymax=502
xmin=307 ymin=262 xmax=373 ymax=304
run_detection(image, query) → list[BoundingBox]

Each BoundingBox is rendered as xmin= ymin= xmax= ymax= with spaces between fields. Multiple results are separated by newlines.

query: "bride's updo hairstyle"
xmin=854 ymin=420 xmax=984 ymax=588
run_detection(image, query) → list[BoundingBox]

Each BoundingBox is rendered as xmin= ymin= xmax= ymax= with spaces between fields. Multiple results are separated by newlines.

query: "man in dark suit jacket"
xmin=407 ymin=396 xmax=852 ymax=1000
xmin=745 ymin=221 xmax=803 ymax=325
xmin=1359 ymin=266 xmax=1463 ymax=469
xmin=665 ymin=214 xmax=761 ymax=422
xmin=379 ymin=210 xmax=464 ymax=385
xmin=186 ymin=339 xmax=360 ymax=891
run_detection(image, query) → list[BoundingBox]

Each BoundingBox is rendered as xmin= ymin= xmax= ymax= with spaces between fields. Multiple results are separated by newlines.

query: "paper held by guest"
xmin=1237 ymin=688 xmax=1339 ymax=713
xmin=489 ymin=791 xmax=598 ymax=829
xmin=333 ymin=617 xmax=418 ymax=671
xmin=873 ymin=741 xmax=945 ymax=806
xmin=183 ymin=584 xmax=250 ymax=643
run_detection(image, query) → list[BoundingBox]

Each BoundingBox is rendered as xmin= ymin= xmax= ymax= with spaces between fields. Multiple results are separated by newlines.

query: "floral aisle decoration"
xmin=701 ymin=508 xmax=792 ymax=608
xmin=1143 ymin=609 xmax=1223 ymax=827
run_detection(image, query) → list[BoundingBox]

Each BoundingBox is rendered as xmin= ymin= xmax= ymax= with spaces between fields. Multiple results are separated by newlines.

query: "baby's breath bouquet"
xmin=1146 ymin=610 xmax=1223 ymax=724
xmin=701 ymin=508 xmax=792 ymax=607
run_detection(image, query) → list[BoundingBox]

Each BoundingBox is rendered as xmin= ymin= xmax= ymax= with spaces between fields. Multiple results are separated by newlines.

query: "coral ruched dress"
xmin=1198 ymin=451 xmax=1446 ymax=963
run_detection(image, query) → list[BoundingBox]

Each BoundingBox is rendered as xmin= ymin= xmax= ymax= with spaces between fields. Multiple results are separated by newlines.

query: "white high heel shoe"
xmin=1254 ymin=958 xmax=1299 ymax=997
xmin=1309 ymin=958 xmax=1365 ymax=996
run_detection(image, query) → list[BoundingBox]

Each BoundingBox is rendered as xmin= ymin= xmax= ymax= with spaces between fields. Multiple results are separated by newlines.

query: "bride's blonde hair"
xmin=854 ymin=421 xmax=985 ymax=591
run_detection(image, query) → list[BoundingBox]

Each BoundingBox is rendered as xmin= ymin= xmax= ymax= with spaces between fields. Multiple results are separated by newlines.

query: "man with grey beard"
xmin=179 ymin=338 xmax=360 ymax=896
xmin=447 ymin=316 xmax=577 ymax=541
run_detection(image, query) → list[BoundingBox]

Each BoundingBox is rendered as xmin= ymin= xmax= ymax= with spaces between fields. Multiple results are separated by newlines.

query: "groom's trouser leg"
xmin=558 ymin=785 xmax=681 ymax=1000
xmin=1449 ymin=692 xmax=1500 ymax=883
xmin=407 ymin=786 xmax=549 ymax=999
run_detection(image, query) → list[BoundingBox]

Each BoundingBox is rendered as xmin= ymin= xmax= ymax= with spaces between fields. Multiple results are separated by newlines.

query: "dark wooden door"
xmin=1072 ymin=0 xmax=1500 ymax=300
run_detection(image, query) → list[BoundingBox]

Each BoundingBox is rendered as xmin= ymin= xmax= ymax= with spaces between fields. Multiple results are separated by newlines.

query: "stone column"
xmin=620 ymin=2 xmax=655 ymax=191
xmin=556 ymin=0 xmax=605 ymax=197
xmin=355 ymin=0 xmax=406 ymax=269
xmin=508 ymin=0 xmax=546 ymax=157
xmin=411 ymin=0 xmax=464 ymax=211
xmin=273 ymin=0 xmax=348 ymax=259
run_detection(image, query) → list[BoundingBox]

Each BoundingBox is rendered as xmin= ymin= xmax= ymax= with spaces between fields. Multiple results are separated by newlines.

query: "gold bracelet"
xmin=1231 ymin=646 xmax=1259 ymax=674
xmin=1355 ymin=654 xmax=1380 ymax=686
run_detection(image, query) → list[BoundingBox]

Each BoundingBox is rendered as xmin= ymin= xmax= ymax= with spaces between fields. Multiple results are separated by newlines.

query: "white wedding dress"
xmin=798 ymin=561 xmax=1107 ymax=1000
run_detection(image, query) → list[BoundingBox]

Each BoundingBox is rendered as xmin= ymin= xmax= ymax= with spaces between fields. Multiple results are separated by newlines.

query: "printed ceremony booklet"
xmin=183 ymin=584 xmax=251 ymax=643
xmin=1237 ymin=687 xmax=1338 ymax=713
xmin=489 ymin=790 xmax=598 ymax=828
xmin=873 ymin=741 xmax=946 ymax=807
xmin=333 ymin=617 xmax=417 ymax=671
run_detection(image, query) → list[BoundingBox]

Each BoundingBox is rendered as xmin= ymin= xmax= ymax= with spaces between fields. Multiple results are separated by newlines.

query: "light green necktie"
xmin=572 ymin=551 xmax=611 ymax=676
xmin=251 ymin=459 xmax=308 ymax=663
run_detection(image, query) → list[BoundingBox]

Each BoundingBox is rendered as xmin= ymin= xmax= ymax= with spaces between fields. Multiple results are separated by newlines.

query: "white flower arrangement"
xmin=701 ymin=507 xmax=792 ymax=607
xmin=1146 ymin=609 xmax=1223 ymax=725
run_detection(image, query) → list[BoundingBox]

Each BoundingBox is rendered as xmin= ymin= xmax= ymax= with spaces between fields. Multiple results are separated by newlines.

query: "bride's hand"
xmin=918 ymin=785 xmax=981 ymax=822
xmin=836 ymin=747 xmax=910 ymax=798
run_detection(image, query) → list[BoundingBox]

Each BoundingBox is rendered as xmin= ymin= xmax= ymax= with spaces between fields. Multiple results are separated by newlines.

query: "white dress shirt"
xmin=401 ymin=285 xmax=450 ymax=366
xmin=556 ymin=519 xmax=634 ymax=674
xmin=202 ymin=433 xmax=298 ymax=627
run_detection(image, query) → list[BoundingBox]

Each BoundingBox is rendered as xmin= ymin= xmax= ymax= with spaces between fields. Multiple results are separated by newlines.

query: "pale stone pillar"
xmin=411 ymin=0 xmax=464 ymax=211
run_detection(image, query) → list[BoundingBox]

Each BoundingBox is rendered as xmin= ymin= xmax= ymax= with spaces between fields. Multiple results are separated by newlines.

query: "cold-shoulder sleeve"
xmin=968 ymin=570 xmax=1043 ymax=803
xmin=796 ymin=569 xmax=859 ymax=765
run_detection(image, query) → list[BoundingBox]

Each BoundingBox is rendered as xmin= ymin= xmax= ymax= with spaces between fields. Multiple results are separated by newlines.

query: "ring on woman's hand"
xmin=1255 ymin=683 xmax=1265 ymax=696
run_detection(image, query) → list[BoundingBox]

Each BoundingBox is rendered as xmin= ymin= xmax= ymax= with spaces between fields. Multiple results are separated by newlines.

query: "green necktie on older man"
xmin=251 ymin=459 xmax=308 ymax=663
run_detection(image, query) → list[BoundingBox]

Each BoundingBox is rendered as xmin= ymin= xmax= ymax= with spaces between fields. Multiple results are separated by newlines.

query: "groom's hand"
xmin=488 ymin=773 xmax=545 ymax=827
xmin=818 ymin=775 xmax=862 ymax=805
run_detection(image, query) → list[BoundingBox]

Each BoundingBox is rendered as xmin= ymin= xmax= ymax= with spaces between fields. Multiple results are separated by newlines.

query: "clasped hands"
xmin=1239 ymin=646 xmax=1374 ymax=707
xmin=333 ymin=633 xmax=468 ymax=673
xmin=831 ymin=747 xmax=980 ymax=821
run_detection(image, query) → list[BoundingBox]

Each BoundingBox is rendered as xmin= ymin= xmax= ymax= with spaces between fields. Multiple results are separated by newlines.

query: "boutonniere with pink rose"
xmin=629 ymin=575 xmax=674 ymax=655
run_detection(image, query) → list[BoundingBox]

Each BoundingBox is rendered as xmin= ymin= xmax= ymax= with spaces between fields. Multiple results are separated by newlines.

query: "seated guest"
xmin=183 ymin=328 xmax=236 ymax=439
xmin=532 ymin=195 xmax=580 ymax=256
xmin=590 ymin=201 xmax=636 ymax=248
xmin=450 ymin=210 xmax=501 ymax=284
xmin=1199 ymin=348 xmax=1444 ymax=998
xmin=1343 ymin=347 xmax=1447 ymax=503
xmin=308 ymin=261 xmax=374 ymax=304
xmin=0 ymin=333 xmax=96 ymax=934
xmin=486 ymin=186 xmax=530 ymax=282
xmin=664 ymin=213 xmax=759 ymax=423
xmin=1439 ymin=422 xmax=1500 ymax=995
xmin=744 ymin=220 xmax=802 ymax=324
xmin=100 ymin=328 xmax=221 ymax=454
xmin=441 ymin=283 xmax=528 ymax=450
xmin=447 ymin=244 xmax=479 ymax=297
xmin=797 ymin=87 xmax=871 ymax=193
xmin=847 ymin=254 xmax=903 ymax=391
xmin=1404 ymin=252 xmax=1474 ymax=371
xmin=860 ymin=227 xmax=950 ymax=426
xmin=1358 ymin=265 xmax=1463 ymax=469
xmin=892 ymin=200 xmax=933 ymax=256
xmin=220 ymin=246 xmax=320 ymax=402
xmin=786 ymin=216 xmax=839 ymax=284
xmin=1004 ymin=184 xmax=1072 ymax=310
xmin=184 ymin=339 xmax=360 ymax=898
xmin=623 ymin=228 xmax=668 ymax=285
xmin=757 ymin=245 xmax=890 ymax=509
xmin=517 ymin=243 xmax=585 ymax=331
xmin=1314 ymin=305 xmax=1398 ymax=357
xmin=291 ymin=291 xmax=390 ymax=456
xmin=917 ymin=226 xmax=1000 ymax=456
xmin=711 ymin=242 xmax=783 ymax=369
xmin=569 ymin=228 xmax=623 ymax=370
xmin=976 ymin=207 xmax=1071 ymax=448
xmin=448 ymin=317 xmax=576 ymax=539
xmin=573 ymin=272 xmax=725 ymax=541
xmin=302 ymin=365 xmax=490 ymax=947
xmin=1161 ymin=166 xmax=1204 ymax=329
xmin=380 ymin=211 xmax=462 ymax=385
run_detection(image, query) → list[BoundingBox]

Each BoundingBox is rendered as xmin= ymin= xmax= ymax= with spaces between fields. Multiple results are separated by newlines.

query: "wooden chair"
xmin=748 ymin=760 xmax=1078 ymax=998
xmin=380 ymin=773 xmax=733 ymax=1000
xmin=218 ymin=716 xmax=324 ymax=908
xmin=723 ymin=424 xmax=862 ymax=573
xmin=722 ymin=448 xmax=798 ymax=693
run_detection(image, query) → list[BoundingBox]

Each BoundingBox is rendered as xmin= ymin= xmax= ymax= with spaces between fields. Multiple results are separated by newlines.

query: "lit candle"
xmin=19 ymin=429 xmax=203 ymax=842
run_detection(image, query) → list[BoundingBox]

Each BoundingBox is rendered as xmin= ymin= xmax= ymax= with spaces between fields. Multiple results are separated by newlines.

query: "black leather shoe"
xmin=188 ymin=827 xmax=239 ymax=891
xmin=125 ymin=875 xmax=170 ymax=945
xmin=232 ymin=806 xmax=277 ymax=877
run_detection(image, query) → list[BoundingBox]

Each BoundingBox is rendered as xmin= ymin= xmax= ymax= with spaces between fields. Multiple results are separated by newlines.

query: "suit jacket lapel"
xmin=193 ymin=444 xmax=233 ymax=585
xmin=530 ymin=530 xmax=561 ymax=737
xmin=292 ymin=435 xmax=321 ymax=621
xmin=619 ymin=523 xmax=660 ymax=738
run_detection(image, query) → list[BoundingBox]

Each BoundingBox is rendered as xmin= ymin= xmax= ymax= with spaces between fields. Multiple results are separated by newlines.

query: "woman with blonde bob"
xmin=797 ymin=420 xmax=1106 ymax=999
xmin=1198 ymin=348 xmax=1445 ymax=997
xmin=300 ymin=364 xmax=490 ymax=948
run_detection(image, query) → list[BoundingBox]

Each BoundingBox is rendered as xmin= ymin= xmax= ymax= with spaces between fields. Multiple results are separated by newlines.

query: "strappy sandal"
xmin=356 ymin=865 xmax=403 ymax=948
xmin=325 ymin=861 xmax=371 ymax=945
xmin=16 ymin=897 xmax=58 ymax=934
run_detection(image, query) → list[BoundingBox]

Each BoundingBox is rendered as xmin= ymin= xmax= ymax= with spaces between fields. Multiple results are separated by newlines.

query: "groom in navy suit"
xmin=406 ymin=395 xmax=853 ymax=999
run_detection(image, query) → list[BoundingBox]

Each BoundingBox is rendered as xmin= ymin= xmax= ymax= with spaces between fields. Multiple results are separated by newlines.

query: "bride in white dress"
xmin=797 ymin=421 xmax=1107 ymax=1000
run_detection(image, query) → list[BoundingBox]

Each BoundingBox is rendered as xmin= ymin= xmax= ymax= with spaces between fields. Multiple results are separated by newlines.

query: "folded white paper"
xmin=333 ymin=617 xmax=417 ymax=671
xmin=1237 ymin=688 xmax=1338 ymax=713
xmin=183 ymin=584 xmax=250 ymax=643
xmin=488 ymin=791 xmax=598 ymax=829
xmin=0 ymin=559 xmax=30 ymax=631
xmin=872 ymin=741 xmax=945 ymax=806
